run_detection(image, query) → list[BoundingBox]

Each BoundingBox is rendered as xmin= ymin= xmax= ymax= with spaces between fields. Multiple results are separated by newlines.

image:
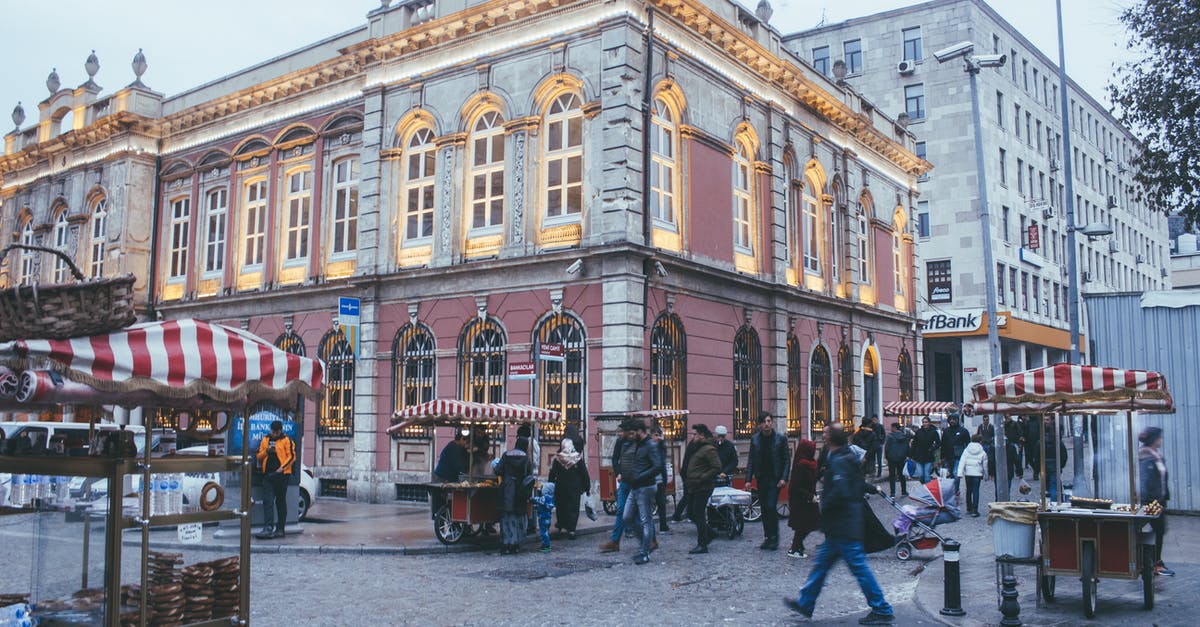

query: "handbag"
xmin=905 ymin=459 xmax=917 ymax=478
xmin=584 ymin=495 xmax=597 ymax=521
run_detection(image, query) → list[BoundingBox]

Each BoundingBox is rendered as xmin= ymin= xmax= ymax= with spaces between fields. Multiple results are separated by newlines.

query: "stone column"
xmin=357 ymin=85 xmax=385 ymax=275
xmin=601 ymin=258 xmax=647 ymax=413
xmin=430 ymin=135 xmax=462 ymax=267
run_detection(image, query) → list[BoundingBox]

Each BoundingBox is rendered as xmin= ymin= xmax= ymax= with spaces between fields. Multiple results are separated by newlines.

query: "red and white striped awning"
xmin=883 ymin=401 xmax=958 ymax=416
xmin=968 ymin=363 xmax=1173 ymax=415
xmin=0 ymin=319 xmax=323 ymax=409
xmin=388 ymin=399 xmax=563 ymax=433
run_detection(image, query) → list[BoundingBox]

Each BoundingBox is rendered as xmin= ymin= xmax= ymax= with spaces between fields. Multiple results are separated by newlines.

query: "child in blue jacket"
xmin=531 ymin=481 xmax=555 ymax=553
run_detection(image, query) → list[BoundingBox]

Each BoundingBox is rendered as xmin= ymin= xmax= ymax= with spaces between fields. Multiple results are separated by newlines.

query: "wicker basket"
xmin=0 ymin=244 xmax=137 ymax=341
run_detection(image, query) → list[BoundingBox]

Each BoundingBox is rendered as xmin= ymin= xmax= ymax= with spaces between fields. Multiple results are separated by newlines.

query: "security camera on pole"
xmin=934 ymin=41 xmax=1010 ymax=502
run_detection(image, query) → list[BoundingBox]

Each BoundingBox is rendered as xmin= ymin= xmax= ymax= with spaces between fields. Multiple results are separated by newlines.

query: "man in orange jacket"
xmin=255 ymin=420 xmax=295 ymax=539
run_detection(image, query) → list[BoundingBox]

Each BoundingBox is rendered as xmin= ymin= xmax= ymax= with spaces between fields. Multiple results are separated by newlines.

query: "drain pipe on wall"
xmin=641 ymin=5 xmax=656 ymax=332
xmin=146 ymin=154 xmax=163 ymax=323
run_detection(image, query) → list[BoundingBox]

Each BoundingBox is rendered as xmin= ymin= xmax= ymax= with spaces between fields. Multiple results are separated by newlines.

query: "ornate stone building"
xmin=2 ymin=0 xmax=927 ymax=501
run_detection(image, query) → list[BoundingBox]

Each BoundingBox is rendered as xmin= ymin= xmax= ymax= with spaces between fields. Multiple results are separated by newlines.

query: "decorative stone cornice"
xmin=0 ymin=111 xmax=156 ymax=177
xmin=435 ymin=132 xmax=467 ymax=149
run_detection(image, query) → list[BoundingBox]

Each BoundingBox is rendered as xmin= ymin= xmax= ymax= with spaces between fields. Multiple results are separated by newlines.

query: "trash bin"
xmin=987 ymin=502 xmax=1038 ymax=559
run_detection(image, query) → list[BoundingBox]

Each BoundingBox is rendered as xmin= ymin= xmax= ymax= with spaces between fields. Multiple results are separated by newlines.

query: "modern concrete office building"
xmin=783 ymin=0 xmax=1171 ymax=404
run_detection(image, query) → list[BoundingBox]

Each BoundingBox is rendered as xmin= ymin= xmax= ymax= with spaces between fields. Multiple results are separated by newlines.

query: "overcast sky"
xmin=2 ymin=0 xmax=1135 ymax=127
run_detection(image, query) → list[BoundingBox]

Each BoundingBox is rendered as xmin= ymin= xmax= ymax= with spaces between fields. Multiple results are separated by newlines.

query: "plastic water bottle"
xmin=168 ymin=474 xmax=183 ymax=515
xmin=10 ymin=475 xmax=25 ymax=506
xmin=148 ymin=477 xmax=159 ymax=516
xmin=0 ymin=602 xmax=31 ymax=625
xmin=37 ymin=475 xmax=51 ymax=501
xmin=157 ymin=476 xmax=171 ymax=516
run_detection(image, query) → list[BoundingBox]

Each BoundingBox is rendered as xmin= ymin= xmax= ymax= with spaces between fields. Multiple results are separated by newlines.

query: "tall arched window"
xmin=168 ymin=196 xmax=190 ymax=280
xmin=782 ymin=152 xmax=796 ymax=269
xmin=856 ymin=194 xmax=873 ymax=285
xmin=283 ymin=168 xmax=313 ymax=263
xmin=458 ymin=317 xmax=506 ymax=403
xmin=468 ymin=111 xmax=506 ymax=232
xmin=51 ymin=208 xmax=71 ymax=283
xmin=402 ymin=127 xmax=437 ymax=244
xmin=809 ymin=345 xmax=831 ymax=436
xmin=544 ymin=94 xmax=584 ymax=221
xmin=732 ymin=140 xmax=754 ymax=253
xmin=650 ymin=312 xmax=687 ymax=411
xmin=317 ymin=328 xmax=355 ymax=437
xmin=534 ymin=312 xmax=586 ymax=441
xmin=393 ymin=322 xmax=436 ymax=438
xmin=330 ymin=157 xmax=359 ymax=255
xmin=270 ymin=329 xmax=307 ymax=426
xmin=893 ymin=219 xmax=907 ymax=297
xmin=838 ymin=342 xmax=854 ymax=428
xmin=650 ymin=97 xmax=677 ymax=228
xmin=802 ymin=178 xmax=821 ymax=273
xmin=88 ymin=196 xmax=107 ymax=278
xmin=786 ymin=333 xmax=802 ymax=436
xmin=17 ymin=217 xmax=35 ymax=284
xmin=863 ymin=347 xmax=879 ymax=421
xmin=898 ymin=349 xmax=914 ymax=402
xmin=242 ymin=179 xmax=267 ymax=267
xmin=204 ymin=188 xmax=227 ymax=275
xmin=732 ymin=325 xmax=762 ymax=439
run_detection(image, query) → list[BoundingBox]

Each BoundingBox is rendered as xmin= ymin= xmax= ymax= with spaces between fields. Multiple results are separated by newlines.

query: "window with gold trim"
xmin=317 ymin=328 xmax=355 ymax=437
xmin=802 ymin=179 xmax=821 ymax=274
xmin=330 ymin=158 xmax=359 ymax=255
xmin=544 ymin=94 xmax=584 ymax=222
xmin=88 ymin=196 xmax=107 ymax=278
xmin=650 ymin=312 xmax=687 ymax=411
xmin=838 ymin=342 xmax=854 ymax=429
xmin=51 ymin=208 xmax=71 ymax=283
xmin=899 ymin=349 xmax=914 ymax=402
xmin=855 ymin=210 xmax=871 ymax=285
xmin=893 ymin=225 xmax=906 ymax=296
xmin=732 ymin=325 xmax=761 ymax=439
xmin=469 ymin=111 xmax=506 ymax=232
xmin=168 ymin=197 xmax=190 ymax=280
xmin=650 ymin=98 xmax=677 ymax=228
xmin=242 ymin=179 xmax=268 ymax=267
xmin=392 ymin=322 xmax=436 ymax=439
xmin=786 ymin=333 xmax=802 ymax=436
xmin=403 ymin=128 xmax=436 ymax=243
xmin=204 ymin=189 xmax=227 ymax=275
xmin=809 ymin=345 xmax=831 ymax=435
xmin=283 ymin=169 xmax=313 ymax=263
xmin=534 ymin=312 xmax=586 ymax=442
xmin=458 ymin=317 xmax=506 ymax=404
xmin=732 ymin=140 xmax=754 ymax=253
xmin=17 ymin=217 xmax=34 ymax=284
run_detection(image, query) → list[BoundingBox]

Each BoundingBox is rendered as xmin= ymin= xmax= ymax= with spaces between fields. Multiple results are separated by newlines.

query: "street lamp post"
xmin=935 ymin=43 xmax=1010 ymax=501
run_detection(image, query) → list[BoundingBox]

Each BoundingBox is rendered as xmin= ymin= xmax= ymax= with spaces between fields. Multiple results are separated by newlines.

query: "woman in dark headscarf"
xmin=494 ymin=436 xmax=533 ymax=554
xmin=1138 ymin=426 xmax=1173 ymax=576
xmin=786 ymin=438 xmax=821 ymax=558
xmin=548 ymin=436 xmax=590 ymax=539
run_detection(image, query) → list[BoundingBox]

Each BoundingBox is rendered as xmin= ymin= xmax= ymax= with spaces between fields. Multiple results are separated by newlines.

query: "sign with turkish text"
xmin=509 ymin=362 xmax=536 ymax=380
xmin=537 ymin=342 xmax=565 ymax=362
xmin=178 ymin=523 xmax=203 ymax=544
xmin=1026 ymin=226 xmax=1040 ymax=251
xmin=921 ymin=309 xmax=985 ymax=335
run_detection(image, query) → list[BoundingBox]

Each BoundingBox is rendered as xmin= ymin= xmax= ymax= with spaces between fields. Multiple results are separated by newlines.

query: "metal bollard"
xmin=999 ymin=574 xmax=1021 ymax=626
xmin=940 ymin=539 xmax=966 ymax=616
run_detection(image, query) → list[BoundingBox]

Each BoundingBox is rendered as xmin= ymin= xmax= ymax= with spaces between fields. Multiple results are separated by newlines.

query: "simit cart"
xmin=969 ymin=363 xmax=1172 ymax=618
xmin=387 ymin=399 xmax=562 ymax=544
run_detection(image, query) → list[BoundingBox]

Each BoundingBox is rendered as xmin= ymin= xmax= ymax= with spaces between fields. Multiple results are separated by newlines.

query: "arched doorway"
xmin=862 ymin=347 xmax=880 ymax=421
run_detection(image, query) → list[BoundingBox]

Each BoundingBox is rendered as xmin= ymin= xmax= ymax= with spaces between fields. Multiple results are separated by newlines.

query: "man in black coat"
xmin=1003 ymin=416 xmax=1024 ymax=479
xmin=909 ymin=417 xmax=941 ymax=484
xmin=869 ymin=416 xmax=886 ymax=477
xmin=940 ymin=416 xmax=971 ymax=479
xmin=1023 ymin=416 xmax=1042 ymax=480
xmin=785 ymin=427 xmax=894 ymax=624
xmin=714 ymin=425 xmax=739 ymax=479
xmin=746 ymin=413 xmax=790 ymax=551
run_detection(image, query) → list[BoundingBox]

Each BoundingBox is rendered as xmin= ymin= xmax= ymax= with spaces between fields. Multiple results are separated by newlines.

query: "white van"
xmin=1 ymin=421 xmax=146 ymax=505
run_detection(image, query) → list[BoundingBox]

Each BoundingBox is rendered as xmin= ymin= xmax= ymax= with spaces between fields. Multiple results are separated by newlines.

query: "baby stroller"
xmin=881 ymin=477 xmax=961 ymax=560
xmin=706 ymin=484 xmax=751 ymax=540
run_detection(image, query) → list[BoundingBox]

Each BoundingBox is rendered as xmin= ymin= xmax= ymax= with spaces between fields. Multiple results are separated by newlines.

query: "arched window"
xmin=544 ymin=93 xmax=584 ymax=221
xmin=331 ymin=157 xmax=359 ymax=255
xmin=88 ymin=196 xmax=107 ymax=278
xmin=863 ymin=347 xmax=879 ymax=421
xmin=802 ymin=178 xmax=821 ymax=273
xmin=732 ymin=325 xmax=762 ymax=439
xmin=898 ymin=349 xmax=914 ymax=402
xmin=51 ymin=208 xmax=71 ymax=283
xmin=468 ymin=111 xmax=506 ymax=232
xmin=392 ymin=322 xmax=436 ymax=438
xmin=838 ymin=342 xmax=854 ymax=429
xmin=242 ymin=179 xmax=268 ymax=267
xmin=283 ymin=168 xmax=313 ymax=263
xmin=786 ymin=333 xmax=802 ymax=436
xmin=809 ymin=345 xmax=831 ymax=435
xmin=17 ymin=217 xmax=35 ymax=284
xmin=402 ymin=128 xmax=437 ymax=243
xmin=204 ymin=188 xmax=228 ymax=275
xmin=782 ymin=152 xmax=796 ymax=269
xmin=650 ymin=312 xmax=687 ymax=411
xmin=893 ymin=220 xmax=907 ymax=296
xmin=458 ymin=317 xmax=506 ymax=403
xmin=856 ymin=194 xmax=873 ymax=285
xmin=534 ymin=312 xmax=586 ymax=441
xmin=650 ymin=97 xmax=677 ymax=228
xmin=168 ymin=196 xmax=190 ymax=280
xmin=317 ymin=328 xmax=355 ymax=437
xmin=268 ymin=329 xmax=307 ymax=427
xmin=732 ymin=140 xmax=754 ymax=253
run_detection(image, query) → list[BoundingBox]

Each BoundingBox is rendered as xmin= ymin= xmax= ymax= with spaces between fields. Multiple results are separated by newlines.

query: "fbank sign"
xmin=922 ymin=309 xmax=988 ymax=335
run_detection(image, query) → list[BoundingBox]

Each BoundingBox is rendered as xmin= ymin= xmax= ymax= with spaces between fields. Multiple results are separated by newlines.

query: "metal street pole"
xmin=1056 ymin=0 xmax=1087 ymax=496
xmin=966 ymin=59 xmax=1010 ymax=502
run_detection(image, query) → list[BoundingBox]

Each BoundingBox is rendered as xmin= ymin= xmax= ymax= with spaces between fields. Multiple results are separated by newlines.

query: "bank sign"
xmin=922 ymin=309 xmax=985 ymax=335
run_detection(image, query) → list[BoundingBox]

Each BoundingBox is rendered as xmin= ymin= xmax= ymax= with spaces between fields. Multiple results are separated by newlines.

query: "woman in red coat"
xmin=787 ymin=438 xmax=821 ymax=558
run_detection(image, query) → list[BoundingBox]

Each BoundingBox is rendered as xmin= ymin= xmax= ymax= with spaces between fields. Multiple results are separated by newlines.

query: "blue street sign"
xmin=339 ymin=297 xmax=360 ymax=317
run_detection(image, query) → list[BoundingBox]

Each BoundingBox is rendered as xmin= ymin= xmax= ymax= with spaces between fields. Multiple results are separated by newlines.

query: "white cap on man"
xmin=714 ymin=425 xmax=728 ymax=436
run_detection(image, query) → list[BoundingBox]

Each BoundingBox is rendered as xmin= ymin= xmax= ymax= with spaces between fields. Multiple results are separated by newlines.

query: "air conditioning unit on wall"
xmin=1042 ymin=205 xmax=1056 ymax=219
xmin=897 ymin=60 xmax=916 ymax=75
xmin=1082 ymin=271 xmax=1093 ymax=282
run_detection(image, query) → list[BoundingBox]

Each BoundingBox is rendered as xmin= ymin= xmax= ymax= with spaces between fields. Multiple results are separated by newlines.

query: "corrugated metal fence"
xmin=1085 ymin=292 xmax=1198 ymax=512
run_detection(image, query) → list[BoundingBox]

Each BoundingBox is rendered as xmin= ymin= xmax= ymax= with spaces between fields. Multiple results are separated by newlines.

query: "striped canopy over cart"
xmin=0 ymin=318 xmax=324 ymax=410
xmin=883 ymin=400 xmax=959 ymax=416
xmin=966 ymin=362 xmax=1174 ymax=415
xmin=388 ymin=398 xmax=563 ymax=433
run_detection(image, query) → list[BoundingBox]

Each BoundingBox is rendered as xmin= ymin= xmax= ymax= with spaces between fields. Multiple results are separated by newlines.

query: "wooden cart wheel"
xmin=1141 ymin=544 xmax=1155 ymax=611
xmin=1081 ymin=542 xmax=1097 ymax=618
xmin=433 ymin=506 xmax=465 ymax=545
xmin=744 ymin=495 xmax=762 ymax=522
xmin=1039 ymin=574 xmax=1056 ymax=601
xmin=602 ymin=500 xmax=617 ymax=515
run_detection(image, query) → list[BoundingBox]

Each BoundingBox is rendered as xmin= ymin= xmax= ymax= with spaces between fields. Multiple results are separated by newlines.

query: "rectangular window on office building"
xmin=1002 ymin=206 xmax=1011 ymax=243
xmin=999 ymin=149 xmax=1007 ymax=185
xmin=916 ymin=141 xmax=928 ymax=181
xmin=904 ymin=84 xmax=925 ymax=120
xmin=996 ymin=91 xmax=1004 ymax=127
xmin=916 ymin=200 xmax=930 ymax=238
xmin=812 ymin=46 xmax=830 ymax=75
xmin=844 ymin=39 xmax=862 ymax=74
xmin=902 ymin=27 xmax=922 ymax=61
xmin=927 ymin=259 xmax=951 ymax=303
xmin=997 ymin=263 xmax=1006 ymax=305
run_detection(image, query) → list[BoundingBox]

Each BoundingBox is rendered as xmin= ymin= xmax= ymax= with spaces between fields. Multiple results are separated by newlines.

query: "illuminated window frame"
xmin=838 ymin=342 xmax=854 ymax=429
xmin=898 ymin=349 xmax=914 ymax=402
xmin=732 ymin=325 xmax=762 ymax=440
xmin=732 ymin=140 xmax=754 ymax=253
xmin=203 ymin=188 xmax=227 ymax=275
xmin=402 ymin=127 xmax=437 ymax=244
xmin=458 ymin=317 xmax=507 ymax=404
xmin=786 ymin=333 xmax=802 ymax=436
xmin=51 ymin=208 xmax=71 ymax=283
xmin=17 ymin=218 xmax=35 ymax=284
xmin=650 ymin=312 xmax=687 ymax=411
xmin=283 ymin=168 xmax=313 ymax=264
xmin=168 ymin=197 xmax=190 ymax=280
xmin=330 ymin=157 xmax=359 ymax=256
xmin=317 ymin=328 xmax=355 ymax=438
xmin=242 ymin=179 xmax=268 ymax=268
xmin=802 ymin=179 xmax=821 ymax=274
xmin=392 ymin=322 xmax=436 ymax=439
xmin=534 ymin=312 xmax=586 ymax=442
xmin=468 ymin=111 xmax=506 ymax=233
xmin=809 ymin=345 xmax=831 ymax=436
xmin=543 ymin=93 xmax=584 ymax=223
xmin=650 ymin=97 xmax=677 ymax=228
xmin=88 ymin=196 xmax=107 ymax=278
xmin=893 ymin=226 xmax=906 ymax=295
xmin=855 ymin=209 xmax=871 ymax=285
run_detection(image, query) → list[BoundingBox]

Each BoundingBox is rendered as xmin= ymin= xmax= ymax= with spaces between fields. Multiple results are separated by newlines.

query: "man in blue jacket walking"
xmin=785 ymin=427 xmax=894 ymax=624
